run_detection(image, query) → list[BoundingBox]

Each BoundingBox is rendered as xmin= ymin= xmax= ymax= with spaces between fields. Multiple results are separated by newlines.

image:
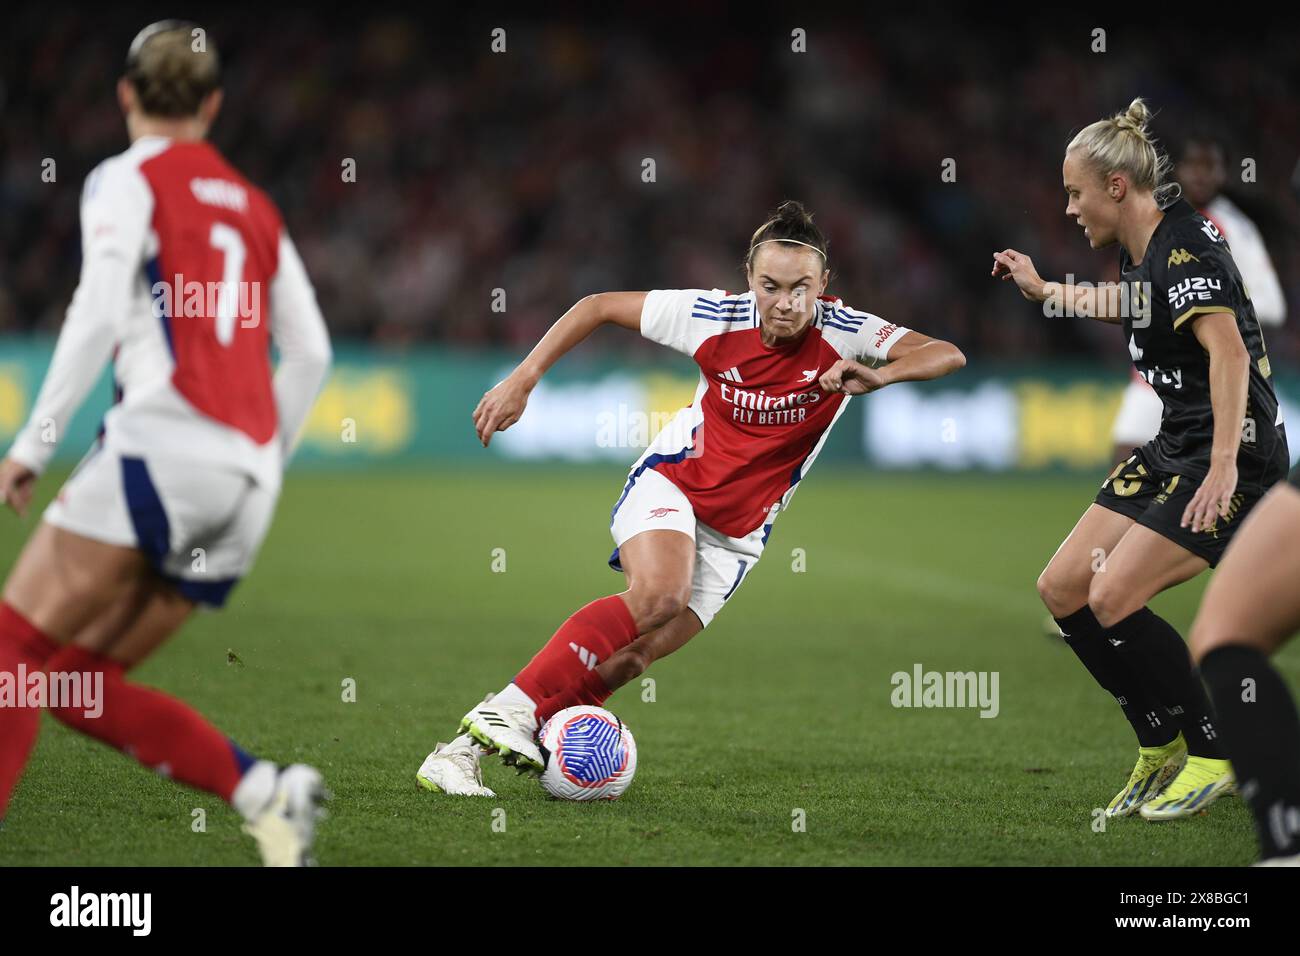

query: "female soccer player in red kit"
xmin=418 ymin=201 xmax=966 ymax=795
xmin=0 ymin=22 xmax=332 ymax=863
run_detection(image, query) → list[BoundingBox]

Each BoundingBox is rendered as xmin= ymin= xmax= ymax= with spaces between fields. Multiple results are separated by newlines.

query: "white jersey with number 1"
xmin=5 ymin=134 xmax=332 ymax=606
xmin=7 ymin=134 xmax=331 ymax=490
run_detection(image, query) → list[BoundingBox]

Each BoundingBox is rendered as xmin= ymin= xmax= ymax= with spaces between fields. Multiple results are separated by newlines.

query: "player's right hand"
xmin=0 ymin=457 xmax=37 ymax=518
xmin=820 ymin=359 xmax=886 ymax=396
xmin=991 ymin=249 xmax=1046 ymax=302
xmin=472 ymin=376 xmax=530 ymax=448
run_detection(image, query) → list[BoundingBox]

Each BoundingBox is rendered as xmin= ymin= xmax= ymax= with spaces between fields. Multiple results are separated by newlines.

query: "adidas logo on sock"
xmin=568 ymin=642 xmax=598 ymax=670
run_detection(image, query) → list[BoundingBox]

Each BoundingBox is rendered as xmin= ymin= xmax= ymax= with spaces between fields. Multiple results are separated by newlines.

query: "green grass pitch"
xmin=3 ymin=465 xmax=1295 ymax=866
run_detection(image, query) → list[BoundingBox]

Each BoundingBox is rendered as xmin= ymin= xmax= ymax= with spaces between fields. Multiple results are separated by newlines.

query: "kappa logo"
xmin=1167 ymin=248 xmax=1200 ymax=268
xmin=718 ymin=366 xmax=743 ymax=383
xmin=799 ymin=368 xmax=818 ymax=383
xmin=647 ymin=507 xmax=680 ymax=518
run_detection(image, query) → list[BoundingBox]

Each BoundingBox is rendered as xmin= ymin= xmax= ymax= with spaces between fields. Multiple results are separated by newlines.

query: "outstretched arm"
xmin=991 ymin=248 xmax=1126 ymax=324
xmin=472 ymin=292 xmax=646 ymax=447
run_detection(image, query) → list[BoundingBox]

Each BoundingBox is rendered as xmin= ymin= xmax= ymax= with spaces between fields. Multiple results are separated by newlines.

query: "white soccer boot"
xmin=460 ymin=693 xmax=545 ymax=775
xmin=417 ymin=736 xmax=496 ymax=796
xmin=240 ymin=763 xmax=328 ymax=867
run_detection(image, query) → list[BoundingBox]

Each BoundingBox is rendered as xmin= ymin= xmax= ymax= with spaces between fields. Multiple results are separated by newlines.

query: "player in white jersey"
xmin=1110 ymin=132 xmax=1286 ymax=462
xmin=0 ymin=22 xmax=332 ymax=865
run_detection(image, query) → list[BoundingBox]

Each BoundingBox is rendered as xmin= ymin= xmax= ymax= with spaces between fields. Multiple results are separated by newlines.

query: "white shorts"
xmin=1112 ymin=378 xmax=1163 ymax=447
xmin=43 ymin=446 xmax=277 ymax=607
xmin=608 ymin=466 xmax=765 ymax=629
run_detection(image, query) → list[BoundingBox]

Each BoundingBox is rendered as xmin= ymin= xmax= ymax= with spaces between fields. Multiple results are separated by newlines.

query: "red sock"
xmin=513 ymin=595 xmax=638 ymax=704
xmin=536 ymin=667 xmax=613 ymax=723
xmin=0 ymin=603 xmax=61 ymax=818
xmin=45 ymin=645 xmax=252 ymax=803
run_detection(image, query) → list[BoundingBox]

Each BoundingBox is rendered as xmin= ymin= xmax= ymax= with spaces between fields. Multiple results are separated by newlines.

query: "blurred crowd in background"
xmin=3 ymin=7 xmax=1298 ymax=365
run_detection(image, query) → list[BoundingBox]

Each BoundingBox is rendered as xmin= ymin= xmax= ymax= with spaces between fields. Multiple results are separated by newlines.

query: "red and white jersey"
xmin=7 ymin=135 xmax=331 ymax=488
xmin=630 ymin=289 xmax=909 ymax=539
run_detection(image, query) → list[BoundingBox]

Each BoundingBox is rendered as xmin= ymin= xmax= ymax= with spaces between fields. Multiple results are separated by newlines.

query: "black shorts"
xmin=1094 ymin=447 xmax=1283 ymax=567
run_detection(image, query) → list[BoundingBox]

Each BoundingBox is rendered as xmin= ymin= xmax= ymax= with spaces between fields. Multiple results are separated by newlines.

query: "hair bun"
xmin=774 ymin=200 xmax=814 ymax=226
xmin=1115 ymin=97 xmax=1151 ymax=135
xmin=1066 ymin=98 xmax=1169 ymax=200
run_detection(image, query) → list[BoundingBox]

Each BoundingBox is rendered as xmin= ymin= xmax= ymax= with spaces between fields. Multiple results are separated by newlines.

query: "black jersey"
xmin=1119 ymin=197 xmax=1287 ymax=480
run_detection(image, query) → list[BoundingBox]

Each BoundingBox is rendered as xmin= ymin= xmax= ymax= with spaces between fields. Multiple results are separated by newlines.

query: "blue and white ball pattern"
xmin=538 ymin=706 xmax=637 ymax=801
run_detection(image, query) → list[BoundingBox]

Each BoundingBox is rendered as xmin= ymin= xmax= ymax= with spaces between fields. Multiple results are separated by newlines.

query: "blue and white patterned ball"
xmin=537 ymin=706 xmax=637 ymax=801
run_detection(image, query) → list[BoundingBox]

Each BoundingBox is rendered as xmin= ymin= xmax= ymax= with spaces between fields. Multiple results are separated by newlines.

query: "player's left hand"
xmin=820 ymin=359 xmax=886 ymax=396
xmin=1181 ymin=459 xmax=1238 ymax=533
xmin=0 ymin=457 xmax=37 ymax=518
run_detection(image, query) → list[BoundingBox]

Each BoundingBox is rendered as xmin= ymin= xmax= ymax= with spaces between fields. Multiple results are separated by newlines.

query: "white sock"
xmin=491 ymin=682 xmax=538 ymax=731
xmin=231 ymin=760 xmax=278 ymax=820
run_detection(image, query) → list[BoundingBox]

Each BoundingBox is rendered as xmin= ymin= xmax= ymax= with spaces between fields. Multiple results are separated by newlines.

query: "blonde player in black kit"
xmin=992 ymin=98 xmax=1288 ymax=822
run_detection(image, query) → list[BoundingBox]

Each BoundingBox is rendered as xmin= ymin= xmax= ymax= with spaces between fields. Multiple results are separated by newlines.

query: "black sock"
xmin=1055 ymin=606 xmax=1175 ymax=748
xmin=1201 ymin=644 xmax=1300 ymax=859
xmin=1107 ymin=607 xmax=1222 ymax=759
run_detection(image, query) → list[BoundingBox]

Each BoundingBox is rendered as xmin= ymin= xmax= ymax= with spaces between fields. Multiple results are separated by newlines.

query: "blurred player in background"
xmin=0 ymin=21 xmax=332 ymax=865
xmin=1109 ymin=132 xmax=1286 ymax=464
xmin=417 ymin=201 xmax=966 ymax=795
xmin=993 ymin=99 xmax=1287 ymax=822
xmin=1190 ymin=464 xmax=1300 ymax=864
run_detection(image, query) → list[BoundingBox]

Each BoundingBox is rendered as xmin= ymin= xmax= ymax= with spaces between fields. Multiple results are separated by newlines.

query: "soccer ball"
xmin=537 ymin=706 xmax=637 ymax=801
